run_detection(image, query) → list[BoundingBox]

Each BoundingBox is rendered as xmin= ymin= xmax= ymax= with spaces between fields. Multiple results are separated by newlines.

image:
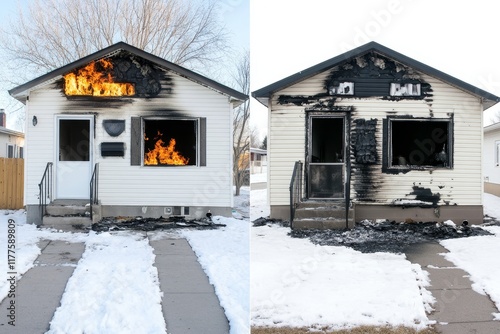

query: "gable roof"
xmin=252 ymin=41 xmax=500 ymax=109
xmin=9 ymin=41 xmax=248 ymax=105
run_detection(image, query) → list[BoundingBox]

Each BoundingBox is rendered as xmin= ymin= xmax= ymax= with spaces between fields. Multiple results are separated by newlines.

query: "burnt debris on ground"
xmin=253 ymin=216 xmax=498 ymax=254
xmin=92 ymin=216 xmax=226 ymax=232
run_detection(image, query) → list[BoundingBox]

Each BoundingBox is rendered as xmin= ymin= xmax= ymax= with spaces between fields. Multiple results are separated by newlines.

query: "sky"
xmin=250 ymin=0 xmax=500 ymax=139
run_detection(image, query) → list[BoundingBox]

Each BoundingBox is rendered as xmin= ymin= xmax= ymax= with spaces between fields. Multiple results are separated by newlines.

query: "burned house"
xmin=253 ymin=42 xmax=499 ymax=228
xmin=9 ymin=42 xmax=247 ymax=225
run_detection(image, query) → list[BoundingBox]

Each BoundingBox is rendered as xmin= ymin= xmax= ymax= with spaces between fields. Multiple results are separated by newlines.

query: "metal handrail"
xmin=89 ymin=163 xmax=99 ymax=221
xmin=289 ymin=160 xmax=303 ymax=227
xmin=38 ymin=162 xmax=53 ymax=223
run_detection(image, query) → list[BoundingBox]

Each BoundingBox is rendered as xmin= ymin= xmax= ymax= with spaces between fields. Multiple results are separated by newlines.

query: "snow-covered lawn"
xmin=250 ymin=190 xmax=500 ymax=330
xmin=0 ymin=195 xmax=250 ymax=333
xmin=251 ymin=224 xmax=434 ymax=330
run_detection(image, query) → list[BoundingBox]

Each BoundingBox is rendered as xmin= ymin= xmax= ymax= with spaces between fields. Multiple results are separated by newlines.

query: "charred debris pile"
xmin=92 ymin=216 xmax=225 ymax=232
xmin=253 ymin=217 xmax=498 ymax=254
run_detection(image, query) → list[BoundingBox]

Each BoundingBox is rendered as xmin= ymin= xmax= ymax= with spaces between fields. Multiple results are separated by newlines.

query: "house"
xmin=9 ymin=42 xmax=247 ymax=225
xmin=253 ymin=41 xmax=500 ymax=228
xmin=484 ymin=122 xmax=500 ymax=197
xmin=250 ymin=147 xmax=267 ymax=174
xmin=0 ymin=110 xmax=24 ymax=158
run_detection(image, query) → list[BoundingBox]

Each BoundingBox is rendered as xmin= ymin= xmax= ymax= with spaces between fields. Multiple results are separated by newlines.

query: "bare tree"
xmin=233 ymin=50 xmax=250 ymax=196
xmin=0 ymin=0 xmax=229 ymax=82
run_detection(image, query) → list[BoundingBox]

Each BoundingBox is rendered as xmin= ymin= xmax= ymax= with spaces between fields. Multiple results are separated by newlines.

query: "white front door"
xmin=56 ymin=117 xmax=93 ymax=199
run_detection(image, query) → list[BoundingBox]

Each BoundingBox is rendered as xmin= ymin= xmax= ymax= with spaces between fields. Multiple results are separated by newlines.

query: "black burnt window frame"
xmin=384 ymin=117 xmax=453 ymax=171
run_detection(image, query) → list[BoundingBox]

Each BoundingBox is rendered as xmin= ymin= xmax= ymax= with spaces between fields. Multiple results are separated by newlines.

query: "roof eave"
xmin=9 ymin=42 xmax=248 ymax=105
xmin=252 ymin=41 xmax=500 ymax=108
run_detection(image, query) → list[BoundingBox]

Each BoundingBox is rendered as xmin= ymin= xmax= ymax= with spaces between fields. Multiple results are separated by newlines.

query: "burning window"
xmin=143 ymin=119 xmax=197 ymax=166
xmin=388 ymin=118 xmax=452 ymax=169
xmin=64 ymin=59 xmax=135 ymax=97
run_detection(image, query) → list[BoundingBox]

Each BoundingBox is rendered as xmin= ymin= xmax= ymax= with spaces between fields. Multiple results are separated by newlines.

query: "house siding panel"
xmin=269 ymin=70 xmax=483 ymax=208
xmin=24 ymin=71 xmax=233 ymax=208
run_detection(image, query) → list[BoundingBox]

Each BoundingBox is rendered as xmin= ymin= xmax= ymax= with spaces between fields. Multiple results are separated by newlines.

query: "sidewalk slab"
xmin=150 ymin=238 xmax=229 ymax=334
xmin=0 ymin=240 xmax=85 ymax=334
xmin=405 ymin=242 xmax=500 ymax=334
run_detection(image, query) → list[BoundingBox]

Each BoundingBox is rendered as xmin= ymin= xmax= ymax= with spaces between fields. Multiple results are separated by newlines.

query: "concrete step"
xmin=294 ymin=206 xmax=354 ymax=219
xmin=293 ymin=217 xmax=354 ymax=229
xmin=42 ymin=216 xmax=91 ymax=231
xmin=46 ymin=204 xmax=89 ymax=216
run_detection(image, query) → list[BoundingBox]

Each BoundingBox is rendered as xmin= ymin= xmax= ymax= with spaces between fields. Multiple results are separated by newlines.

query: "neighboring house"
xmin=9 ymin=42 xmax=247 ymax=225
xmin=250 ymin=147 xmax=267 ymax=174
xmin=0 ymin=111 xmax=24 ymax=158
xmin=253 ymin=41 xmax=499 ymax=228
xmin=484 ymin=122 xmax=500 ymax=197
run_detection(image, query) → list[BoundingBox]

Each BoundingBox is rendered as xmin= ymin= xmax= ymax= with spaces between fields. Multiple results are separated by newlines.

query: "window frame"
xmin=385 ymin=117 xmax=453 ymax=171
xmin=495 ymin=140 xmax=500 ymax=167
xmin=141 ymin=117 xmax=200 ymax=167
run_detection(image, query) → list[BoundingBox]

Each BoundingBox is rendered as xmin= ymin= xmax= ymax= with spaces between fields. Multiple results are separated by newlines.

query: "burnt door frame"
xmin=305 ymin=112 xmax=349 ymax=200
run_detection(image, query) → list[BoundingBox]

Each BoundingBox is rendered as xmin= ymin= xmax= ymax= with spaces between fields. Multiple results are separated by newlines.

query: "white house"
xmin=253 ymin=42 xmax=500 ymax=228
xmin=0 ymin=111 xmax=24 ymax=158
xmin=9 ymin=42 xmax=247 ymax=225
xmin=484 ymin=122 xmax=500 ymax=197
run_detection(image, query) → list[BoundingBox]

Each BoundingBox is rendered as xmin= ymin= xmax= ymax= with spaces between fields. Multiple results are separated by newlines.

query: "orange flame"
xmin=144 ymin=136 xmax=190 ymax=166
xmin=64 ymin=59 xmax=135 ymax=96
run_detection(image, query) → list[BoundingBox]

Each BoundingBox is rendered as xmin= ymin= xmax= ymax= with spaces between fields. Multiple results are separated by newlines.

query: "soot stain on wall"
xmin=410 ymin=186 xmax=441 ymax=206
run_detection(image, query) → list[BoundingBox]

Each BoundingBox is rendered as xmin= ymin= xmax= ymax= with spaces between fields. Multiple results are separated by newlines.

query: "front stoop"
xmin=42 ymin=201 xmax=92 ymax=231
xmin=293 ymin=201 xmax=354 ymax=229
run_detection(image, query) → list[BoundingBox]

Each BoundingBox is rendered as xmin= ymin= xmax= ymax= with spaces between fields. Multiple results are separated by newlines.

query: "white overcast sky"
xmin=250 ymin=0 xmax=500 ymax=138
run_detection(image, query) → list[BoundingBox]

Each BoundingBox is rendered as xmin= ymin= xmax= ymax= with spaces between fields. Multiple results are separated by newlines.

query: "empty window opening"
xmin=143 ymin=119 xmax=197 ymax=166
xmin=390 ymin=119 xmax=451 ymax=168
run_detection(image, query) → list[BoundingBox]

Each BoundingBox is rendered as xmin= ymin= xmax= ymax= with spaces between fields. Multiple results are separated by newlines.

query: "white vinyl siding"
xmin=269 ymin=71 xmax=484 ymax=207
xmin=24 ymin=71 xmax=233 ymax=208
xmin=483 ymin=126 xmax=500 ymax=185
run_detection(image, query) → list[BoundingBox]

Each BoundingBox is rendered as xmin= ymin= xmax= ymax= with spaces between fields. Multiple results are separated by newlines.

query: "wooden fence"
xmin=0 ymin=158 xmax=24 ymax=209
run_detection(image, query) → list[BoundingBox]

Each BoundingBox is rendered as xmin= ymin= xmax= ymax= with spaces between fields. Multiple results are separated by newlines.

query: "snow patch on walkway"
xmin=47 ymin=231 xmax=166 ymax=334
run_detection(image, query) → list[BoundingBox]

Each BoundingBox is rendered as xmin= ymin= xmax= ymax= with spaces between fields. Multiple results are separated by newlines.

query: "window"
xmin=387 ymin=118 xmax=452 ymax=169
xmin=7 ymin=145 xmax=14 ymax=158
xmin=143 ymin=118 xmax=198 ymax=166
xmin=496 ymin=141 xmax=500 ymax=166
xmin=18 ymin=147 xmax=23 ymax=159
xmin=390 ymin=83 xmax=421 ymax=96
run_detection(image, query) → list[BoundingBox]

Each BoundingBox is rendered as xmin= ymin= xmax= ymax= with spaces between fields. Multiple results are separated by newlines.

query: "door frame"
xmin=54 ymin=114 xmax=94 ymax=200
xmin=305 ymin=111 xmax=349 ymax=200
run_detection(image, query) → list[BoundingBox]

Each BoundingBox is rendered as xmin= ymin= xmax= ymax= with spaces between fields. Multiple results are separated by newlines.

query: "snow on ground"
xmin=250 ymin=172 xmax=267 ymax=184
xmin=180 ymin=216 xmax=250 ymax=334
xmin=439 ymin=193 xmax=500 ymax=318
xmin=233 ymin=186 xmax=250 ymax=218
xmin=0 ymin=210 xmax=87 ymax=302
xmin=47 ymin=231 xmax=166 ymax=334
xmin=250 ymin=188 xmax=269 ymax=221
xmin=1 ymin=186 xmax=250 ymax=334
xmin=251 ymin=223 xmax=434 ymax=330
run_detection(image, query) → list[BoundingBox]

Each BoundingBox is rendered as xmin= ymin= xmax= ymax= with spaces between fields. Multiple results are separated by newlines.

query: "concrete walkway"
xmin=405 ymin=242 xmax=500 ymax=334
xmin=0 ymin=240 xmax=85 ymax=334
xmin=149 ymin=238 xmax=230 ymax=334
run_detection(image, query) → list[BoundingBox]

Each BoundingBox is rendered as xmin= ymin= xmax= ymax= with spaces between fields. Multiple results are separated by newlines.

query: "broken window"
xmin=143 ymin=118 xmax=198 ymax=166
xmin=390 ymin=83 xmax=421 ymax=96
xmin=388 ymin=118 xmax=452 ymax=169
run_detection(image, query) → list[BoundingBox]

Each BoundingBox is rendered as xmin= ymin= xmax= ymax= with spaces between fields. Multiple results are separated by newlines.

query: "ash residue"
xmin=92 ymin=216 xmax=225 ymax=232
xmin=253 ymin=217 xmax=290 ymax=228
xmin=290 ymin=220 xmax=495 ymax=253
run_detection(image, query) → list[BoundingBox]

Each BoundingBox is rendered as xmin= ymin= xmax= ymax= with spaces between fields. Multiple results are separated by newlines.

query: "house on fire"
xmin=9 ymin=42 xmax=247 ymax=225
xmin=253 ymin=41 xmax=500 ymax=228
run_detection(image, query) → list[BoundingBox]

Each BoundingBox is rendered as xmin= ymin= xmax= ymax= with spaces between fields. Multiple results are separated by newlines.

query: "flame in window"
xmin=64 ymin=59 xmax=135 ymax=96
xmin=144 ymin=132 xmax=190 ymax=166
